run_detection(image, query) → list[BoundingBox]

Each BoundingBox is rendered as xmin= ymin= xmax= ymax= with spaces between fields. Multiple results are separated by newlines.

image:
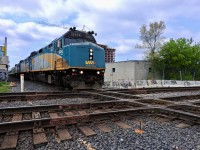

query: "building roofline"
xmin=106 ymin=60 xmax=149 ymax=63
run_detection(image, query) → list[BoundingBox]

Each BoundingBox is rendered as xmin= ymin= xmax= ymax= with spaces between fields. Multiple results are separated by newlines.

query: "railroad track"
xmin=1 ymin=86 xmax=199 ymax=100
xmin=1 ymin=100 xmax=200 ymax=149
xmin=107 ymin=86 xmax=200 ymax=94
xmin=0 ymin=91 xmax=123 ymax=102
xmin=1 ymin=88 xmax=200 ymax=149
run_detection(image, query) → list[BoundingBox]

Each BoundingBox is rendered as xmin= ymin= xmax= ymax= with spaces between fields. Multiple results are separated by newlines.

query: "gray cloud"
xmin=1 ymin=0 xmax=200 ymax=67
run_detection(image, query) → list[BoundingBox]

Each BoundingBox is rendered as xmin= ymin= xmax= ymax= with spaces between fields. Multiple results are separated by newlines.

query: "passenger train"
xmin=9 ymin=27 xmax=105 ymax=89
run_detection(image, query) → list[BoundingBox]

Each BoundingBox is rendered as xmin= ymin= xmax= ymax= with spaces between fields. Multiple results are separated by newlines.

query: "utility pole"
xmin=4 ymin=37 xmax=7 ymax=56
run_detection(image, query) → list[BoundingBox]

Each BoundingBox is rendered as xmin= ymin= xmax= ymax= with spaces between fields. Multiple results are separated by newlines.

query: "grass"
xmin=0 ymin=82 xmax=11 ymax=92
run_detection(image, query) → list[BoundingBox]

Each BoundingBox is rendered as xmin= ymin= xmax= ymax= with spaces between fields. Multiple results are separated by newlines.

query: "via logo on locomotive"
xmin=85 ymin=61 xmax=96 ymax=65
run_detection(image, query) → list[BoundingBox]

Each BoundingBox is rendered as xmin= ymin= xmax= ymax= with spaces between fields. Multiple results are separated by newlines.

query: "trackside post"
xmin=20 ymin=74 xmax=24 ymax=92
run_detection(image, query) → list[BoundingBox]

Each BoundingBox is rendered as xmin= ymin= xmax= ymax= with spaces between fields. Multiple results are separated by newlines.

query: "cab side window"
xmin=57 ymin=39 xmax=62 ymax=48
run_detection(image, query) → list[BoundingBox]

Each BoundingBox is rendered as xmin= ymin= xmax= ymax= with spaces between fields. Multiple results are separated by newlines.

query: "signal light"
xmin=89 ymin=49 xmax=93 ymax=60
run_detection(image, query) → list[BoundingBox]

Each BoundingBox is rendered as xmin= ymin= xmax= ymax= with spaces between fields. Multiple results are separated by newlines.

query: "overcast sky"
xmin=1 ymin=0 xmax=200 ymax=68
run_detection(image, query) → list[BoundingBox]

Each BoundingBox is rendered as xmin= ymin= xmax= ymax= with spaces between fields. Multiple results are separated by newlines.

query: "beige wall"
xmin=104 ymin=61 xmax=150 ymax=83
xmin=0 ymin=56 xmax=9 ymax=65
xmin=0 ymin=64 xmax=7 ymax=69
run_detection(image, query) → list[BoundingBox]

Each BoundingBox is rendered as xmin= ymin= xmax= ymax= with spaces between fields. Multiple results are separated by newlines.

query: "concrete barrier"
xmin=103 ymin=80 xmax=200 ymax=89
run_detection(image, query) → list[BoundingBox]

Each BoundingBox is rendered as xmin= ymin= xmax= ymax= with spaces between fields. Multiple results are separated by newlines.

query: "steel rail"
xmin=1 ymin=106 xmax=200 ymax=134
xmin=0 ymin=100 xmax=143 ymax=114
xmin=107 ymin=86 xmax=200 ymax=94
xmin=0 ymin=93 xmax=106 ymax=101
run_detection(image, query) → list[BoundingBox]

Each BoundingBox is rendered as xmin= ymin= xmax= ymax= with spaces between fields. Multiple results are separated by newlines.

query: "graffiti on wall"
xmin=136 ymin=80 xmax=145 ymax=86
xmin=184 ymin=81 xmax=190 ymax=86
xmin=164 ymin=80 xmax=177 ymax=85
xmin=0 ymin=72 xmax=7 ymax=81
xmin=103 ymin=80 xmax=132 ymax=88
xmin=151 ymin=80 xmax=157 ymax=84
xmin=120 ymin=80 xmax=132 ymax=88
xmin=103 ymin=81 xmax=110 ymax=88
xmin=104 ymin=79 xmax=200 ymax=89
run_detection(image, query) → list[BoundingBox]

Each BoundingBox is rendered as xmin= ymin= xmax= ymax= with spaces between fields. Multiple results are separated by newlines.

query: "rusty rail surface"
xmin=0 ymin=100 xmax=144 ymax=114
xmin=0 ymin=106 xmax=200 ymax=133
xmin=161 ymin=94 xmax=200 ymax=102
xmin=1 ymin=87 xmax=200 ymax=135
xmin=107 ymin=86 xmax=200 ymax=94
xmin=0 ymin=92 xmax=119 ymax=102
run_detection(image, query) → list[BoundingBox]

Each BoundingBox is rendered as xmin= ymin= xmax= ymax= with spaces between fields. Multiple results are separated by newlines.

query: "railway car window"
xmin=64 ymin=38 xmax=82 ymax=45
xmin=57 ymin=40 xmax=62 ymax=48
xmin=60 ymin=40 xmax=62 ymax=48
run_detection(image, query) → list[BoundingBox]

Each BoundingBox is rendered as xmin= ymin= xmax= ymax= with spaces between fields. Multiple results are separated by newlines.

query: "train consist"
xmin=10 ymin=27 xmax=105 ymax=89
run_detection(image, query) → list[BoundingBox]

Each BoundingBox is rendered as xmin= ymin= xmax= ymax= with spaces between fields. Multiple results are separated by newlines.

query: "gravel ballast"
xmin=11 ymin=79 xmax=65 ymax=92
xmin=13 ymin=116 xmax=199 ymax=150
xmin=4 ymin=78 xmax=200 ymax=149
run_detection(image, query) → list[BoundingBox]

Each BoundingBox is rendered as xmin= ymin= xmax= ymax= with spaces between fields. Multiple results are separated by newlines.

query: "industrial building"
xmin=104 ymin=60 xmax=150 ymax=88
xmin=98 ymin=44 xmax=116 ymax=63
xmin=0 ymin=37 xmax=9 ymax=81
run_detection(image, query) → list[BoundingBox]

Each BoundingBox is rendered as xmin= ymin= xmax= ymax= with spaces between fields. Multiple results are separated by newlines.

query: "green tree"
xmin=136 ymin=21 xmax=166 ymax=79
xmin=156 ymin=38 xmax=200 ymax=80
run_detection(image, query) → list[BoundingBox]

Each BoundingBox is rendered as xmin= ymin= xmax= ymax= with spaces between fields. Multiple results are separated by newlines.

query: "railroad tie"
xmin=64 ymin=111 xmax=74 ymax=116
xmin=95 ymin=123 xmax=112 ymax=133
xmin=114 ymin=121 xmax=131 ymax=129
xmin=33 ymin=128 xmax=47 ymax=149
xmin=0 ymin=131 xmax=19 ymax=150
xmin=49 ymin=112 xmax=59 ymax=119
xmin=56 ymin=128 xmax=72 ymax=141
xmin=78 ymin=126 xmax=96 ymax=136
xmin=32 ymin=112 xmax=41 ymax=119
xmin=176 ymin=123 xmax=190 ymax=128
xmin=12 ymin=113 xmax=22 ymax=122
xmin=78 ymin=110 xmax=87 ymax=116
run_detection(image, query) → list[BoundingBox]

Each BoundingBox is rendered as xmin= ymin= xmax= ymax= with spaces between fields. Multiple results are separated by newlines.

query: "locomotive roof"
xmin=50 ymin=29 xmax=97 ymax=44
xmin=26 ymin=29 xmax=97 ymax=60
xmin=63 ymin=29 xmax=96 ymax=43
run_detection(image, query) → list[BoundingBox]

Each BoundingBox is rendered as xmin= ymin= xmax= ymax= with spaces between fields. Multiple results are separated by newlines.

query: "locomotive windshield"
xmin=64 ymin=30 xmax=96 ymax=45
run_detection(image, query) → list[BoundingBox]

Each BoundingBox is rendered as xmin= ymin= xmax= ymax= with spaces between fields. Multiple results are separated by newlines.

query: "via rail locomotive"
xmin=10 ymin=27 xmax=105 ymax=89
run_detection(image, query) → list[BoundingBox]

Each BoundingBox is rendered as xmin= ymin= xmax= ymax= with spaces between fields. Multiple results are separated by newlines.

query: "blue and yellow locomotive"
xmin=11 ymin=27 xmax=105 ymax=89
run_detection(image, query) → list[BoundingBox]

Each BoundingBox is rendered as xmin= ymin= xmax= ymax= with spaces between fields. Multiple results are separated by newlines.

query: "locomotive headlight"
xmin=97 ymin=71 xmax=100 ymax=74
xmin=90 ymin=49 xmax=93 ymax=52
xmin=80 ymin=70 xmax=84 ymax=74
